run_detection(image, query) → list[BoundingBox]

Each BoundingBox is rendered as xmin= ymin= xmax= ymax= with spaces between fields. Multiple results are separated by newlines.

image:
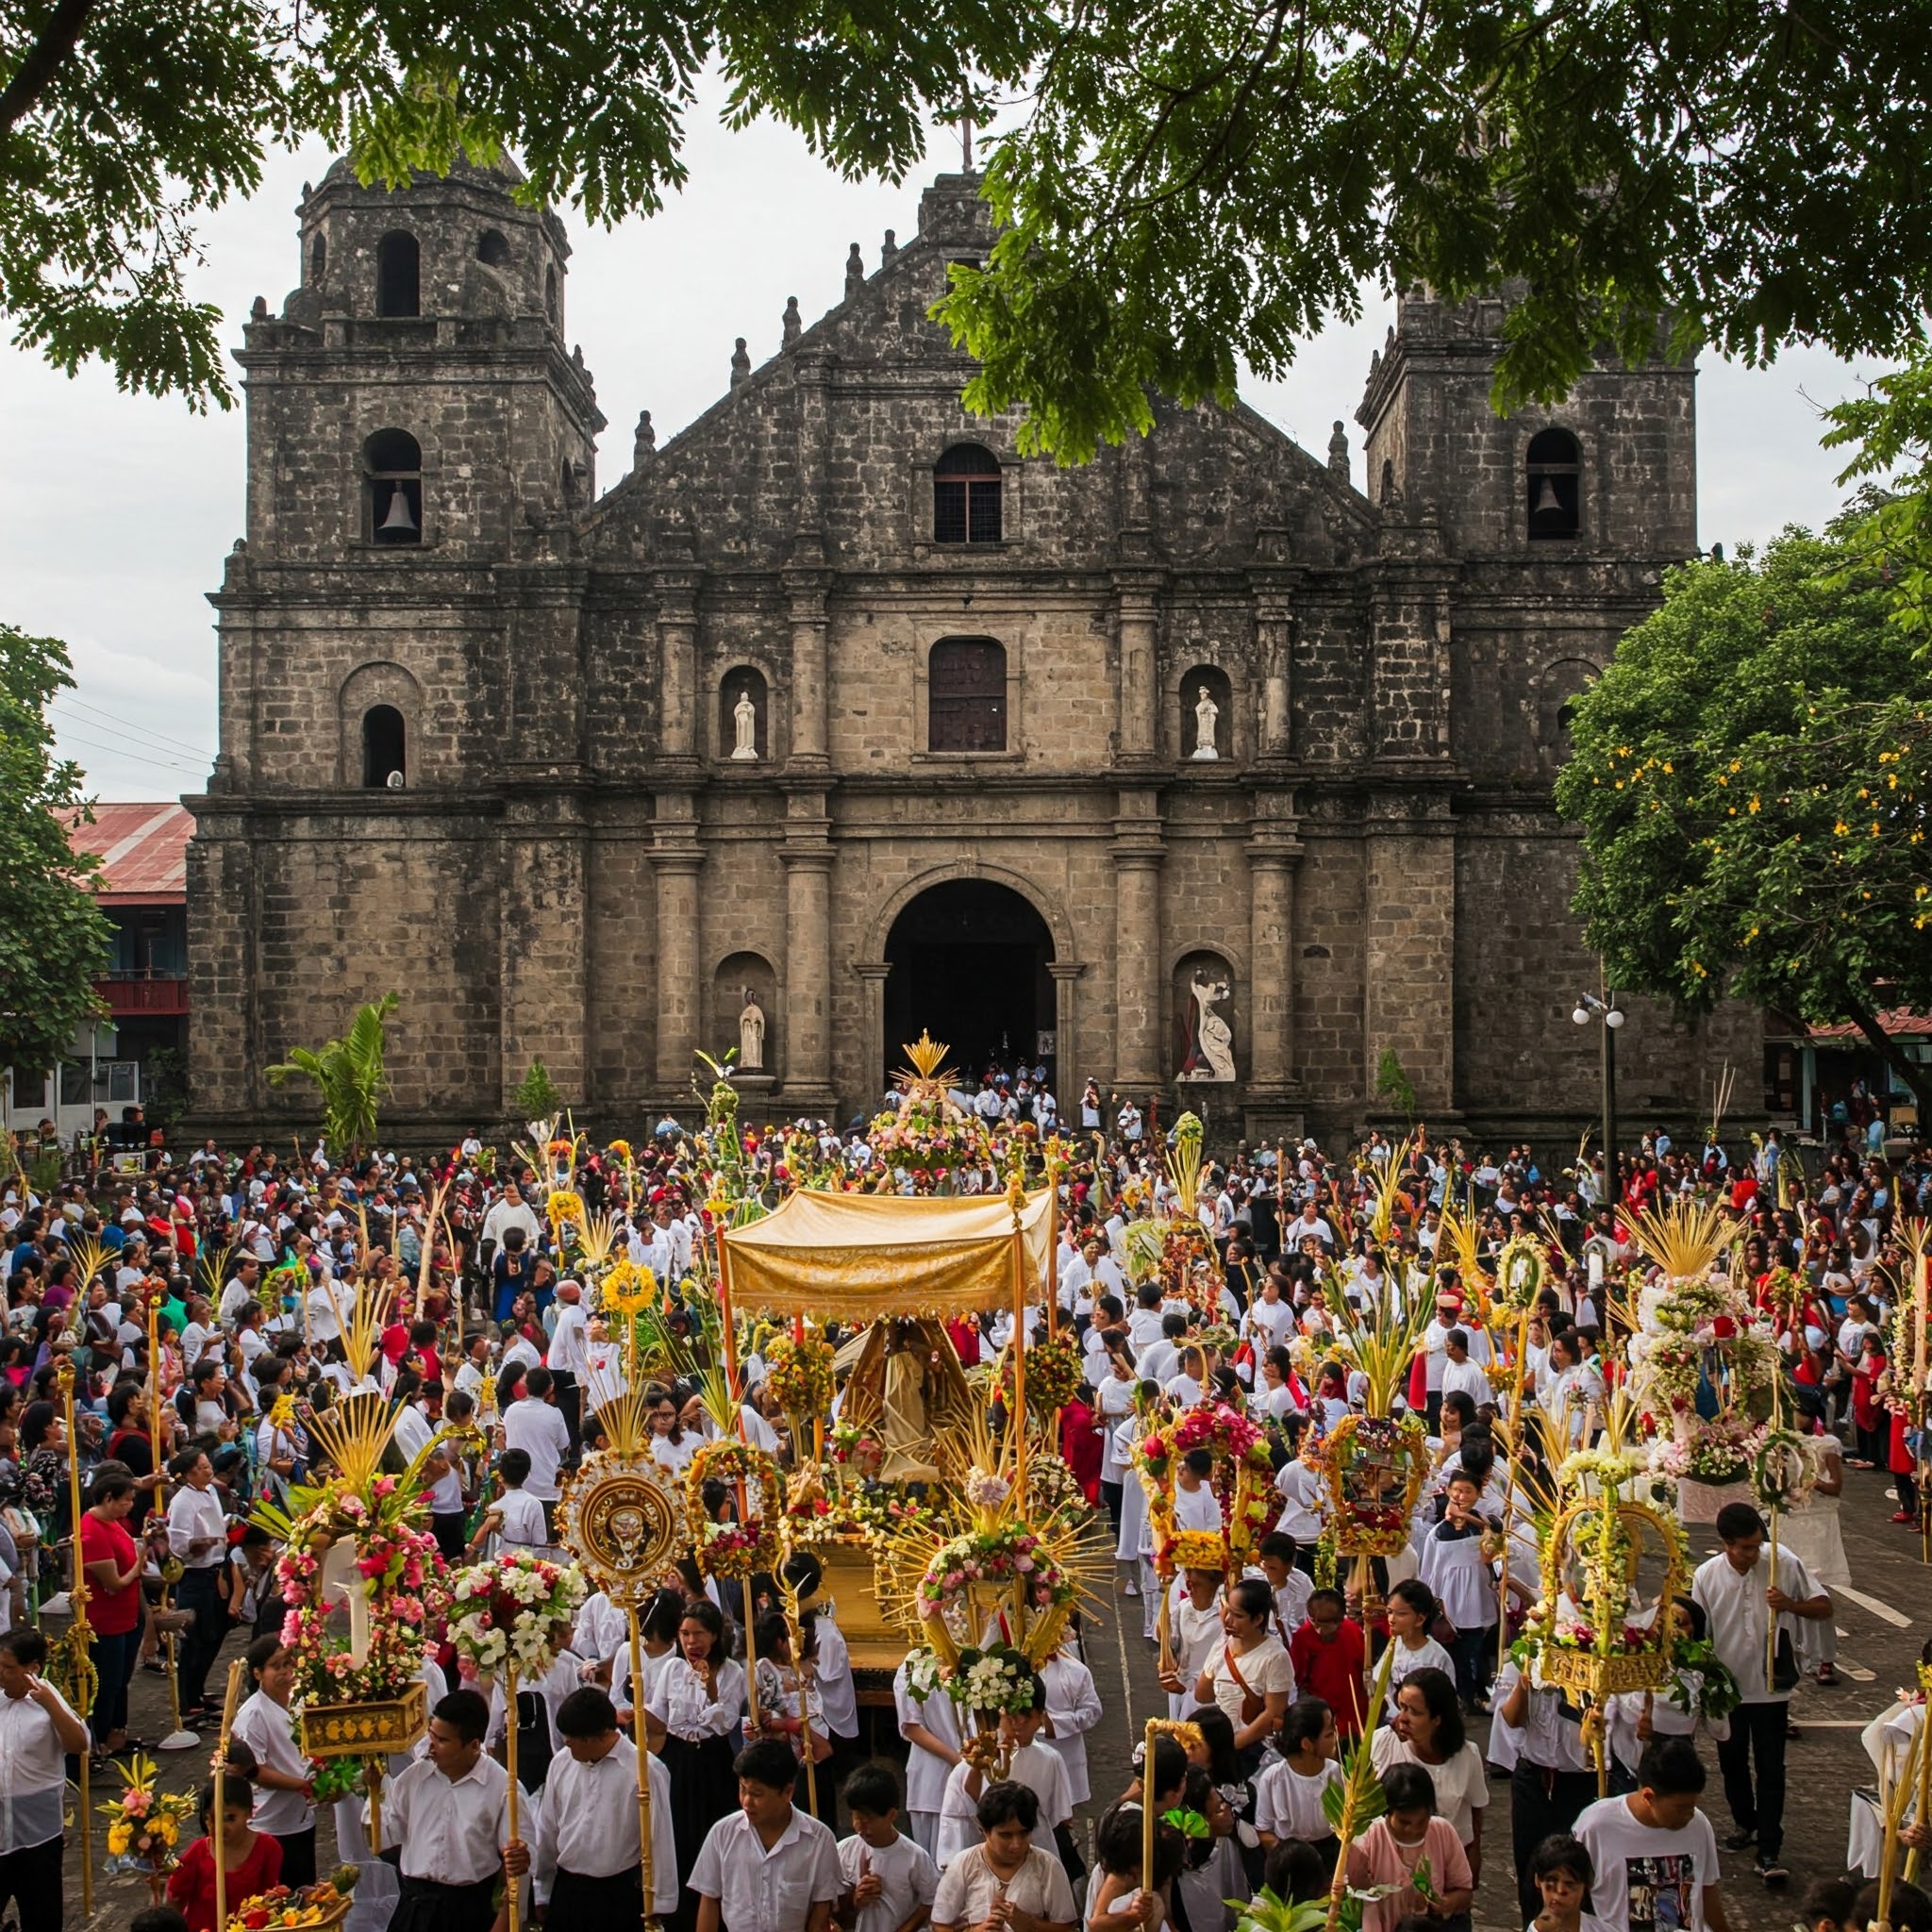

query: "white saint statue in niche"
xmin=1191 ymin=684 xmax=1221 ymax=759
xmin=739 ymin=990 xmax=766 ymax=1070
xmin=731 ymin=686 xmax=759 ymax=760
xmin=1177 ymin=972 xmax=1237 ymax=1082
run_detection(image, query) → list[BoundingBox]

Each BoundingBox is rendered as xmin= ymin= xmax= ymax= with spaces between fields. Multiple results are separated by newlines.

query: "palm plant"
xmin=265 ymin=993 xmax=398 ymax=1157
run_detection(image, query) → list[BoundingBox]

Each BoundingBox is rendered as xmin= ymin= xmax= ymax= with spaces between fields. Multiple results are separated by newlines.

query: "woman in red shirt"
xmin=80 ymin=1464 xmax=144 ymax=1757
xmin=167 ymin=1781 xmax=283 ymax=1932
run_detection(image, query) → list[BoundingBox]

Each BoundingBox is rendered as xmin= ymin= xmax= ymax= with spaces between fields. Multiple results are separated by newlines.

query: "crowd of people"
xmin=0 ymin=1101 xmax=1927 ymax=1932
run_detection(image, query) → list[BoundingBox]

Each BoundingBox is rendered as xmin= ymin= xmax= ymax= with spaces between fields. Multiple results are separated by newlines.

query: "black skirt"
xmin=386 ymin=1874 xmax=498 ymax=1932
xmin=550 ymin=1865 xmax=643 ymax=1919
xmin=658 ymin=1732 xmax=737 ymax=1932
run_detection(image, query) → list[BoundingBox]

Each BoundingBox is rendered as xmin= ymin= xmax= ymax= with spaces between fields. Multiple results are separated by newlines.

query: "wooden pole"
xmin=1011 ymin=1221 xmax=1029 ymax=1498
xmin=212 ymin=1659 xmax=246 ymax=1932
xmin=1045 ymin=1164 xmax=1059 ymax=1341
xmin=1141 ymin=1717 xmax=1158 ymax=1901
xmin=505 ymin=1664 xmax=522 ymax=1932
xmin=1494 ymin=1301 xmax=1536 ymax=1675
xmin=60 ymin=1360 xmax=93 ymax=1917
xmin=629 ymin=1607 xmax=655 ymax=1924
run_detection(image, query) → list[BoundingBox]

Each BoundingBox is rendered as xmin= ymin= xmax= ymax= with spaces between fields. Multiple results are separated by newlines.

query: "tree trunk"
xmin=1841 ymin=992 xmax=1932 ymax=1119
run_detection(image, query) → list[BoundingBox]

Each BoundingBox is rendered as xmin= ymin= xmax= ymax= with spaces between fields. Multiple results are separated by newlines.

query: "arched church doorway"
xmin=883 ymin=880 xmax=1055 ymax=1089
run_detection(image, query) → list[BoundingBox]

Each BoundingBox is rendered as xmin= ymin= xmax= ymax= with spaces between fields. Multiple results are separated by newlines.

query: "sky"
xmin=0 ymin=91 xmax=1883 ymax=803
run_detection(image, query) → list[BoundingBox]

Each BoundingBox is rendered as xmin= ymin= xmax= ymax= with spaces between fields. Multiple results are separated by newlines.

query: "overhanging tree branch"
xmin=0 ymin=0 xmax=99 ymax=135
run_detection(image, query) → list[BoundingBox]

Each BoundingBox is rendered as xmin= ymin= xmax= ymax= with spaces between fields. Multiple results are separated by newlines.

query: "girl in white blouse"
xmin=641 ymin=1601 xmax=746 ymax=1932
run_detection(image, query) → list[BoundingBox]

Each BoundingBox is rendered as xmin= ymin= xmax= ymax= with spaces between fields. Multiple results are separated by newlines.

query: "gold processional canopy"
xmin=720 ymin=1186 xmax=1055 ymax=1317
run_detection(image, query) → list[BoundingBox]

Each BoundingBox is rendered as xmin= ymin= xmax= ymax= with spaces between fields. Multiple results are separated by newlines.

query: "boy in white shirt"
xmin=469 ymin=1447 xmax=550 ymax=1556
xmin=934 ymin=1684 xmax=1072 ymax=1869
xmin=838 ymin=1762 xmax=940 ymax=1932
xmin=692 ymin=1738 xmax=842 ymax=1932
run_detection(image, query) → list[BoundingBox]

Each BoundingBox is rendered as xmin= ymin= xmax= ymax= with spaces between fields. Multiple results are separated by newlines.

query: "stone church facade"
xmin=186 ymin=156 xmax=1757 ymax=1145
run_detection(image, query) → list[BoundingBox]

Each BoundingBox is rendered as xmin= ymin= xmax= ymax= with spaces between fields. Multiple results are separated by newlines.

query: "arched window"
xmin=719 ymin=667 xmax=769 ymax=762
xmin=309 ymin=232 xmax=326 ymax=283
xmin=365 ymin=428 xmax=422 ymax=544
xmin=375 ymin=231 xmax=420 ymax=318
xmin=1526 ymin=427 xmax=1581 ymax=541
xmin=362 ymin=706 xmax=407 ymax=788
xmin=477 ymin=229 xmax=510 ymax=267
xmin=928 ymin=638 xmax=1006 ymax=751
xmin=1179 ymin=664 xmax=1233 ymax=760
xmin=933 ymin=442 xmax=1002 ymax=544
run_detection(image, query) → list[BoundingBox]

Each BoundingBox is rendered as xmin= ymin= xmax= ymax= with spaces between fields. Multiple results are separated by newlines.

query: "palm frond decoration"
xmin=1321 ymin=1265 xmax=1434 ymax=1412
xmin=264 ymin=992 xmax=399 ymax=1155
xmin=1166 ymin=1111 xmax=1206 ymax=1217
xmin=1431 ymin=1201 xmax=1486 ymax=1291
xmin=1626 ymin=1192 xmax=1736 ymax=1282
xmin=1356 ymin=1130 xmax=1420 ymax=1248
xmin=305 ymin=1391 xmax=400 ymax=1492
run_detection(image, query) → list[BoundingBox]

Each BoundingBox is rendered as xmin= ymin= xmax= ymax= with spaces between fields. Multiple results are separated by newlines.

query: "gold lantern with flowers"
xmin=1519 ymin=1400 xmax=1687 ymax=1789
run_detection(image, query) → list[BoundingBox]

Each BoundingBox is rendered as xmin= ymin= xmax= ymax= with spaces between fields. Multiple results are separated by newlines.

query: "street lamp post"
xmin=1572 ymin=991 xmax=1625 ymax=1211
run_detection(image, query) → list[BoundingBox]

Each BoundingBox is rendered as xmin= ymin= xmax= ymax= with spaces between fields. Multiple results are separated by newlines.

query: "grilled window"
xmin=928 ymin=639 xmax=1007 ymax=752
xmin=933 ymin=442 xmax=1002 ymax=544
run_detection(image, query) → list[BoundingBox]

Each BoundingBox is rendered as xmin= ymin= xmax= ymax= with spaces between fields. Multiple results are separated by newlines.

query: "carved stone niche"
xmin=1174 ymin=950 xmax=1239 ymax=1083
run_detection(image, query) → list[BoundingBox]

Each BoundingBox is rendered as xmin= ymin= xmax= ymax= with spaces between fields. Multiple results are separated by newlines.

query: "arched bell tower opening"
xmin=883 ymin=880 xmax=1055 ymax=1088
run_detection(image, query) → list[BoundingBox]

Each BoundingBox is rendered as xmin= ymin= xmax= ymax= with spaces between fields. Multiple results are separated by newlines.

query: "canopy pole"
xmin=1009 ymin=1177 xmax=1028 ymax=1496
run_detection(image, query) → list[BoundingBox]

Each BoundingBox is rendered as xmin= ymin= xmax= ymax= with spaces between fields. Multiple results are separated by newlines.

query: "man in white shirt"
xmin=503 ymin=1368 xmax=573 ymax=1531
xmin=546 ymin=1279 xmax=591 ymax=1448
xmin=522 ymin=1686 xmax=676 ymax=1922
xmin=691 ymin=1738 xmax=842 ymax=1932
xmin=1691 ymin=1501 xmax=1830 ymax=1886
xmin=480 ymin=1182 xmax=541 ymax=1263
xmin=1439 ymin=1330 xmax=1492 ymax=1409
xmin=1574 ymin=1735 xmax=1728 ymax=1931
xmin=0 ymin=1627 xmax=92 ymax=1929
xmin=165 ymin=1446 xmax=229 ymax=1721
xmin=387 ymin=1689 xmax=520 ymax=1931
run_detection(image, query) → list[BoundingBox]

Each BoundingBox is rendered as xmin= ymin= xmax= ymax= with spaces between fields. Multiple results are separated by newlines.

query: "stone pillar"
xmin=500 ymin=793 xmax=591 ymax=1108
xmin=1049 ymin=961 xmax=1085 ymax=1122
xmin=1245 ymin=840 xmax=1302 ymax=1095
xmin=855 ymin=960 xmax=891 ymax=1107
xmin=785 ymin=568 xmax=831 ymax=767
xmin=781 ymin=786 xmax=835 ymax=1103
xmin=1362 ymin=791 xmax=1457 ymax=1114
xmin=1250 ymin=563 xmax=1298 ymax=761
xmin=1111 ymin=791 xmax=1165 ymax=1086
xmin=1112 ymin=574 xmax=1163 ymax=761
xmin=651 ymin=790 xmax=702 ymax=1090
xmin=653 ymin=572 xmax=700 ymax=761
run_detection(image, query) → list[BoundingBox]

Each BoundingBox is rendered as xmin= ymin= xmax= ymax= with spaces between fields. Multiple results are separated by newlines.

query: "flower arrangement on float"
xmin=1300 ymin=1411 xmax=1430 ymax=1555
xmin=254 ymin=1387 xmax=446 ymax=1751
xmin=995 ymin=1331 xmax=1084 ymax=1417
xmin=827 ymin=1419 xmax=885 ymax=1476
xmin=684 ymin=1439 xmax=784 ymax=1580
xmin=764 ymin=1330 xmax=837 ymax=1418
xmin=1751 ymin=1426 xmax=1818 ymax=1512
xmin=224 ymin=1877 xmax=358 ymax=1931
xmin=866 ymin=1033 xmax=991 ymax=1192
xmin=1133 ymin=1401 xmax=1277 ymax=1575
xmin=447 ymin=1549 xmax=588 ymax=1678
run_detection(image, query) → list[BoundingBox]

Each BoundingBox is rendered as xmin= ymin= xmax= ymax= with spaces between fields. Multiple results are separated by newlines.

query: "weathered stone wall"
xmin=187 ymin=158 xmax=1753 ymax=1151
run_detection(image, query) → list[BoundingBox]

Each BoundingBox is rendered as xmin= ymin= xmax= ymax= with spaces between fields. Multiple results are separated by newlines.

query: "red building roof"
xmin=62 ymin=803 xmax=194 ymax=905
xmin=1804 ymin=1008 xmax=1932 ymax=1041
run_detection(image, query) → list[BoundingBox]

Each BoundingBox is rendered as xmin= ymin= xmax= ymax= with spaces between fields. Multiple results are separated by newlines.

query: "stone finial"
xmin=634 ymin=409 xmax=657 ymax=466
xmin=1327 ymin=419 xmax=1349 ymax=478
xmin=782 ymin=296 xmax=801 ymax=347
xmin=730 ymin=337 xmax=751 ymax=388
xmin=881 ymin=228 xmax=898 ymax=263
xmin=250 ymin=294 xmax=268 ymax=320
xmin=573 ymin=343 xmax=586 ymax=369
xmin=845 ymin=242 xmax=864 ymax=298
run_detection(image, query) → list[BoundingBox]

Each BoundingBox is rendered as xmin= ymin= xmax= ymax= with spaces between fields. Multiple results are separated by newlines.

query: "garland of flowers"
xmin=917 ymin=1525 xmax=1074 ymax=1622
xmin=1751 ymin=1427 xmax=1818 ymax=1512
xmin=1666 ymin=1636 xmax=1743 ymax=1724
xmin=685 ymin=1440 xmax=784 ymax=1580
xmin=764 ymin=1332 xmax=836 ymax=1417
xmin=446 ymin=1548 xmax=588 ymax=1679
xmin=274 ymin=1482 xmax=442 ymax=1707
xmin=996 ymin=1332 xmax=1084 ymax=1416
xmin=1651 ymin=1411 xmax=1768 ymax=1485
xmin=1133 ymin=1401 xmax=1276 ymax=1576
xmin=1300 ymin=1411 xmax=1428 ymax=1557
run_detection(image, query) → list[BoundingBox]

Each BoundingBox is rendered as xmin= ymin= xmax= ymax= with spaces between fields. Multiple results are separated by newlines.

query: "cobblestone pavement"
xmin=47 ymin=1461 xmax=1932 ymax=1930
